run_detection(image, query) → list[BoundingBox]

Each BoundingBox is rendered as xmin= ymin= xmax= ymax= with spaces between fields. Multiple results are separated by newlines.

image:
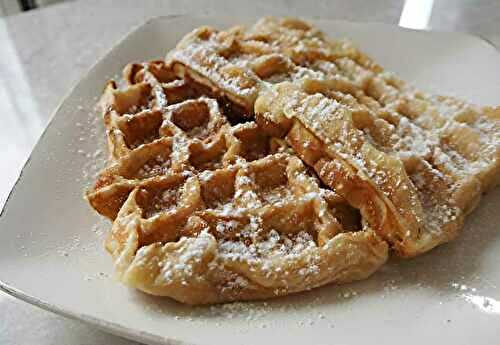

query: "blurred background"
xmin=0 ymin=0 xmax=66 ymax=15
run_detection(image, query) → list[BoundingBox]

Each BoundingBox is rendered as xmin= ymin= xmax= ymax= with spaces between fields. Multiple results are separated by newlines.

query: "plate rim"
xmin=1 ymin=14 xmax=499 ymax=345
xmin=0 ymin=281 xmax=186 ymax=345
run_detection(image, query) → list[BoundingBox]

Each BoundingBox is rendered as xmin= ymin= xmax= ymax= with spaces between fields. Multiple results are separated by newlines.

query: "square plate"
xmin=1 ymin=16 xmax=499 ymax=345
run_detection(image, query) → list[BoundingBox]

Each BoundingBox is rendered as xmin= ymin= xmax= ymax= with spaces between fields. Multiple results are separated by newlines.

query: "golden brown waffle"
xmin=86 ymin=60 xmax=388 ymax=304
xmin=246 ymin=18 xmax=499 ymax=256
xmin=244 ymin=18 xmax=500 ymax=192
xmin=85 ymin=17 xmax=500 ymax=304
xmin=106 ymin=153 xmax=388 ymax=304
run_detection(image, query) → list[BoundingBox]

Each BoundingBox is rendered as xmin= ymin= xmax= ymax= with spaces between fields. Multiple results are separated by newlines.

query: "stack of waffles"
xmin=86 ymin=17 xmax=500 ymax=304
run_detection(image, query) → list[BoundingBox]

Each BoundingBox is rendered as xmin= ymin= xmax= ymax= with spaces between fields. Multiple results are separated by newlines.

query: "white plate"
xmin=1 ymin=16 xmax=500 ymax=345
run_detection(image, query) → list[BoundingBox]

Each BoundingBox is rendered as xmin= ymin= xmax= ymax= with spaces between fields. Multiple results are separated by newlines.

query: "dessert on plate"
xmin=86 ymin=17 xmax=500 ymax=304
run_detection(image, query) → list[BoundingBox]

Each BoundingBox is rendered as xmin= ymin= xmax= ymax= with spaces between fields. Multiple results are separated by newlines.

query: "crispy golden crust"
xmin=86 ymin=58 xmax=389 ymax=304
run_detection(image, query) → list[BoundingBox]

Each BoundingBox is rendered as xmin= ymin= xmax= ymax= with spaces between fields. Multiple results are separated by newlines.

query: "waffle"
xmin=246 ymin=17 xmax=499 ymax=256
xmin=87 ymin=60 xmax=388 ymax=304
xmin=85 ymin=17 xmax=500 ymax=304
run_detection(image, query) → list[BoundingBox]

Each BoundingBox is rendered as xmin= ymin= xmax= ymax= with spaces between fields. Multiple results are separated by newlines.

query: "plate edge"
xmin=0 ymin=280 xmax=189 ymax=345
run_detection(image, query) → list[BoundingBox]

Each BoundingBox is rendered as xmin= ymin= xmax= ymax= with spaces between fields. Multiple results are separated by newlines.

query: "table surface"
xmin=1 ymin=0 xmax=499 ymax=344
